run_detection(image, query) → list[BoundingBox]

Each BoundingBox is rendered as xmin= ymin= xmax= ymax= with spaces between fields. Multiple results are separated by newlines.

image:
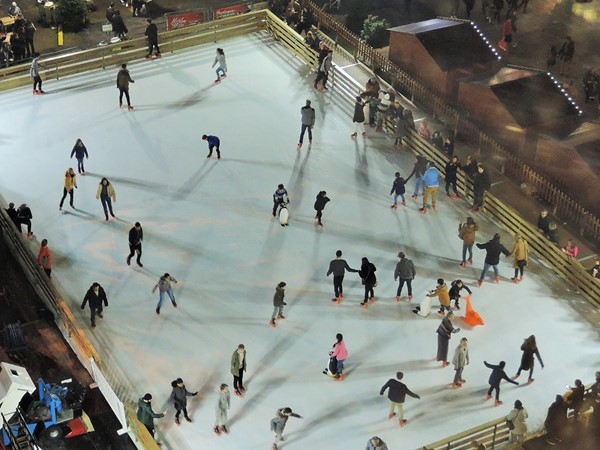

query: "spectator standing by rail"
xmin=145 ymin=19 xmax=161 ymax=59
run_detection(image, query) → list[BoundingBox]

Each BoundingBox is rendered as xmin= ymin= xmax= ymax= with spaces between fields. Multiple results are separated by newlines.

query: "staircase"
xmin=1 ymin=409 xmax=38 ymax=450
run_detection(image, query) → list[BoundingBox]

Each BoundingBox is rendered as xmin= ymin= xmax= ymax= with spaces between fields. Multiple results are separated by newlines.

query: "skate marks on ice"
xmin=354 ymin=139 xmax=371 ymax=187
xmin=172 ymin=159 xmax=218 ymax=199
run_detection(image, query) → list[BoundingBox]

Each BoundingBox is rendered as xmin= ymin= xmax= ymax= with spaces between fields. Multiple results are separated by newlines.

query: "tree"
xmin=360 ymin=15 xmax=390 ymax=48
xmin=55 ymin=0 xmax=89 ymax=33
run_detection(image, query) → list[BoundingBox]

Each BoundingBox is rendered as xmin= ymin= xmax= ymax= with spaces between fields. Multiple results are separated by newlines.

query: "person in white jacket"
xmin=506 ymin=399 xmax=528 ymax=444
xmin=213 ymin=384 xmax=230 ymax=436
xmin=212 ymin=48 xmax=227 ymax=83
xmin=451 ymin=337 xmax=470 ymax=388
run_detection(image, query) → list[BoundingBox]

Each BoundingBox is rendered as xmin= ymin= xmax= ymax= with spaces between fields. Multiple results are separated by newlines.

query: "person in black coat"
xmin=16 ymin=203 xmax=33 ymax=237
xmin=70 ymin=138 xmax=89 ymax=175
xmin=567 ymin=379 xmax=585 ymax=419
xmin=390 ymin=172 xmax=411 ymax=208
xmin=408 ymin=155 xmax=428 ymax=199
xmin=484 ymin=360 xmax=519 ymax=406
xmin=358 ymin=257 xmax=377 ymax=308
xmin=145 ymin=19 xmax=160 ymax=59
xmin=313 ymin=191 xmax=330 ymax=227
xmin=326 ymin=250 xmax=358 ymax=303
xmin=111 ymin=10 xmax=128 ymax=40
xmin=544 ymin=394 xmax=567 ymax=445
xmin=476 ymin=233 xmax=510 ymax=286
xmin=5 ymin=202 xmax=19 ymax=229
xmin=127 ymin=222 xmax=143 ymax=267
xmin=106 ymin=2 xmax=116 ymax=23
xmin=380 ymin=371 xmax=420 ymax=426
xmin=437 ymin=312 xmax=459 ymax=367
xmin=445 ymin=156 xmax=461 ymax=198
xmin=471 ymin=164 xmax=491 ymax=211
xmin=351 ymin=96 xmax=366 ymax=138
xmin=537 ymin=209 xmax=551 ymax=236
xmin=513 ymin=335 xmax=544 ymax=384
xmin=448 ymin=279 xmax=471 ymax=310
xmin=81 ymin=282 xmax=108 ymax=328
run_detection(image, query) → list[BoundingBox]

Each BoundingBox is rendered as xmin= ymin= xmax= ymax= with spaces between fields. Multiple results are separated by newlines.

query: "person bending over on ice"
xmin=202 ymin=134 xmax=221 ymax=159
xmin=153 ymin=273 xmax=178 ymax=315
xmin=449 ymin=279 xmax=471 ymax=310
xmin=484 ymin=360 xmax=519 ymax=406
xmin=272 ymin=184 xmax=289 ymax=217
xmin=270 ymin=407 xmax=302 ymax=449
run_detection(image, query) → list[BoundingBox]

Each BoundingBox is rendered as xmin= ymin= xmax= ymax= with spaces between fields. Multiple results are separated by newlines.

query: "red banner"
xmin=212 ymin=3 xmax=251 ymax=21
xmin=165 ymin=10 xmax=207 ymax=31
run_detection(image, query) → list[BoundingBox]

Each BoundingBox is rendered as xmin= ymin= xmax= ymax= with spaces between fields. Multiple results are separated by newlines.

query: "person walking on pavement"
xmin=513 ymin=335 xmax=544 ymax=384
xmin=70 ymin=139 xmax=88 ymax=175
xmin=507 ymin=234 xmax=529 ymax=283
xmin=506 ymin=399 xmax=528 ymax=444
xmin=202 ymin=134 xmax=221 ymax=159
xmin=437 ymin=312 xmax=460 ymax=367
xmin=272 ymin=184 xmax=289 ymax=217
xmin=419 ymin=161 xmax=440 ymax=213
xmin=366 ymin=436 xmax=388 ymax=450
xmin=327 ymin=250 xmax=358 ymax=303
xmin=37 ymin=239 xmax=52 ymax=278
xmin=408 ymin=155 xmax=428 ymax=200
xmin=298 ymin=99 xmax=315 ymax=148
xmin=379 ymin=371 xmax=421 ymax=427
xmin=458 ymin=217 xmax=478 ymax=268
xmin=136 ymin=393 xmax=166 ymax=446
xmin=269 ymin=282 xmax=287 ymax=327
xmin=359 ymin=257 xmax=377 ymax=308
xmin=313 ymin=190 xmax=329 ymax=227
xmin=394 ymin=252 xmax=415 ymax=302
xmin=59 ymin=168 xmax=77 ymax=211
xmin=80 ymin=282 xmax=108 ymax=328
xmin=270 ymin=407 xmax=303 ymax=449
xmin=471 ymin=165 xmax=491 ymax=212
xmin=145 ymin=19 xmax=161 ymax=59
xmin=445 ymin=156 xmax=461 ymax=198
xmin=351 ymin=96 xmax=367 ymax=138
xmin=213 ymin=384 xmax=230 ymax=436
xmin=153 ymin=273 xmax=178 ymax=315
xmin=127 ymin=222 xmax=143 ymax=267
xmin=30 ymin=52 xmax=45 ymax=94
xmin=170 ymin=378 xmax=198 ymax=425
xmin=117 ymin=63 xmax=135 ymax=111
xmin=212 ymin=48 xmax=227 ymax=82
xmin=449 ymin=279 xmax=471 ymax=310
xmin=230 ymin=344 xmax=247 ymax=396
xmin=484 ymin=360 xmax=519 ymax=406
xmin=451 ymin=337 xmax=469 ymax=388
xmin=390 ymin=172 xmax=410 ymax=208
xmin=96 ymin=178 xmax=117 ymax=221
xmin=477 ymin=233 xmax=510 ymax=286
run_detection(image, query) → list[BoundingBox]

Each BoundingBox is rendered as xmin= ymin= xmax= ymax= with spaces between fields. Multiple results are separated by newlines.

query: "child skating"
xmin=427 ymin=278 xmax=450 ymax=315
xmin=212 ymin=48 xmax=227 ymax=82
xmin=213 ymin=384 xmax=230 ymax=436
xmin=269 ymin=282 xmax=286 ymax=327
xmin=390 ymin=172 xmax=410 ymax=208
xmin=449 ymin=279 xmax=472 ymax=310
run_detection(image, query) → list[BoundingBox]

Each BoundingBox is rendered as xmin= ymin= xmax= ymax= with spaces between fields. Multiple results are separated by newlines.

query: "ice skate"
xmin=213 ymin=426 xmax=221 ymax=436
xmin=137 ymin=261 xmax=143 ymax=268
xmin=388 ymin=412 xmax=396 ymax=419
xmin=269 ymin=320 xmax=276 ymax=327
xmin=155 ymin=308 xmax=160 ymax=315
xmin=126 ymin=256 xmax=131 ymax=266
xmin=485 ymin=394 xmax=492 ymax=401
xmin=477 ymin=279 xmax=483 ymax=287
xmin=468 ymin=258 xmax=473 ymax=265
xmin=360 ymin=301 xmax=368 ymax=308
xmin=459 ymin=261 xmax=466 ymax=269
xmin=451 ymin=382 xmax=462 ymax=388
xmin=412 ymin=195 xmax=417 ymax=200
xmin=441 ymin=361 xmax=449 ymax=368
xmin=419 ymin=207 xmax=427 ymax=213
xmin=361 ymin=132 xmax=367 ymax=137
xmin=391 ymin=203 xmax=398 ymax=209
xmin=402 ymin=201 xmax=406 ymax=206
xmin=277 ymin=314 xmax=286 ymax=320
xmin=351 ymin=132 xmax=357 ymax=138
xmin=399 ymin=419 xmax=407 ymax=427
xmin=396 ymin=296 xmax=402 ymax=302
xmin=511 ymin=277 xmax=519 ymax=283
xmin=220 ymin=425 xmax=229 ymax=434
xmin=369 ymin=296 xmax=376 ymax=303
xmin=520 ymin=275 xmax=524 ymax=281
xmin=234 ymin=389 xmax=242 ymax=397
xmin=175 ymin=417 xmax=180 ymax=426
xmin=527 ymin=378 xmax=535 ymax=384
xmin=185 ymin=416 xmax=193 ymax=422
xmin=27 ymin=232 xmax=33 ymax=238
xmin=155 ymin=52 xmax=162 ymax=58
xmin=494 ymin=277 xmax=500 ymax=283
xmin=494 ymin=400 xmax=503 ymax=406
xmin=408 ymin=295 xmax=413 ymax=301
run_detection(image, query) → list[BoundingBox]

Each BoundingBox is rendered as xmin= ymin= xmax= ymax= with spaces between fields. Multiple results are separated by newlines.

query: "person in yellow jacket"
xmin=59 ymin=168 xmax=77 ymax=211
xmin=508 ymin=234 xmax=529 ymax=283
xmin=427 ymin=278 xmax=451 ymax=315
xmin=96 ymin=177 xmax=117 ymax=221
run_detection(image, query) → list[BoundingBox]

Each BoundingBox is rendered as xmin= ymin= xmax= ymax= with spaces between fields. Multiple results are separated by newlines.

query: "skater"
xmin=213 ymin=384 xmax=230 ymax=435
xmin=230 ymin=344 xmax=246 ymax=396
xmin=326 ymin=250 xmax=358 ymax=303
xmin=272 ymin=184 xmax=289 ymax=217
xmin=59 ymin=168 xmax=77 ymax=211
xmin=136 ymin=393 xmax=166 ymax=445
xmin=269 ymin=282 xmax=286 ymax=327
xmin=314 ymin=47 xmax=332 ymax=90
xmin=96 ymin=178 xmax=117 ymax=221
xmin=153 ymin=273 xmax=178 ymax=315
xmin=484 ymin=360 xmax=519 ymax=406
xmin=127 ymin=222 xmax=144 ymax=267
xmin=470 ymin=165 xmax=491 ymax=212
xmin=212 ymin=48 xmax=227 ymax=82
xmin=390 ymin=172 xmax=410 ymax=208
xmin=313 ymin=190 xmax=329 ymax=226
xmin=117 ymin=63 xmax=135 ymax=111
xmin=437 ymin=312 xmax=459 ymax=367
xmin=408 ymin=155 xmax=428 ymax=199
xmin=366 ymin=436 xmax=388 ymax=450
xmin=30 ymin=52 xmax=44 ymax=94
xmin=448 ymin=279 xmax=471 ymax=310
xmin=476 ymin=233 xmax=510 ymax=286
xmin=394 ymin=252 xmax=415 ymax=301
xmin=379 ymin=372 xmax=420 ymax=427
xmin=298 ymin=99 xmax=315 ymax=148
xmin=351 ymin=96 xmax=366 ymax=138
xmin=458 ymin=217 xmax=479 ymax=268
xmin=16 ymin=204 xmax=33 ymax=237
xmin=506 ymin=400 xmax=528 ymax=444
xmin=451 ymin=337 xmax=469 ymax=388
xmin=202 ymin=134 xmax=221 ymax=159
xmin=270 ymin=407 xmax=302 ymax=449
xmin=170 ymin=378 xmax=197 ymax=425
xmin=329 ymin=333 xmax=348 ymax=380
xmin=507 ymin=234 xmax=529 ymax=282
xmin=513 ymin=335 xmax=544 ymax=384
xmin=145 ymin=19 xmax=160 ymax=59
xmin=37 ymin=239 xmax=52 ymax=277
xmin=70 ymin=139 xmax=88 ymax=175
xmin=445 ymin=156 xmax=461 ymax=198
xmin=358 ymin=257 xmax=377 ymax=308
xmin=419 ymin=161 xmax=440 ymax=213
xmin=80 ymin=282 xmax=108 ymax=328
xmin=427 ymin=278 xmax=451 ymax=315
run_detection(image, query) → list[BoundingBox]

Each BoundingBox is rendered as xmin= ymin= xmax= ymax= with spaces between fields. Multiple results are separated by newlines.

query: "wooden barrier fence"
xmin=419 ymin=417 xmax=510 ymax=450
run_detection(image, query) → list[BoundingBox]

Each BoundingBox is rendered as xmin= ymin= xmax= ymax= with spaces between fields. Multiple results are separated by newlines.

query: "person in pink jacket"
xmin=330 ymin=333 xmax=348 ymax=380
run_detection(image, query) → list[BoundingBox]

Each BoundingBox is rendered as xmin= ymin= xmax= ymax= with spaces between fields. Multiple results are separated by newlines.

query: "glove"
xmin=192 ymin=391 xmax=198 ymax=396
xmin=283 ymin=302 xmax=287 ymax=306
xmin=80 ymin=305 xmax=85 ymax=309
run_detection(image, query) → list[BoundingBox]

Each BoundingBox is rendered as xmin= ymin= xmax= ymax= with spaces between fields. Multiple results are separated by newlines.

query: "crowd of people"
xmin=0 ymin=2 xmax=36 ymax=67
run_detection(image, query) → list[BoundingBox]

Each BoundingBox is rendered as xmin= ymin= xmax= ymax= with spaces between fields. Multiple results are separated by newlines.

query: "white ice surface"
xmin=1 ymin=33 xmax=599 ymax=450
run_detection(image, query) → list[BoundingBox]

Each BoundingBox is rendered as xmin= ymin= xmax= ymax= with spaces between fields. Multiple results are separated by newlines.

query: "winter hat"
xmin=176 ymin=378 xmax=183 ymax=384
xmin=397 ymin=252 xmax=405 ymax=258
xmin=305 ymin=100 xmax=311 ymax=106
xmin=437 ymin=278 xmax=444 ymax=285
xmin=278 ymin=282 xmax=286 ymax=288
xmin=143 ymin=393 xmax=152 ymax=401
xmin=493 ymin=233 xmax=501 ymax=241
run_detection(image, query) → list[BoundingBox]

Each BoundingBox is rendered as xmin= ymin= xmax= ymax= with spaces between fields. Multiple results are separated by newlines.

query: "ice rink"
xmin=1 ymin=32 xmax=599 ymax=449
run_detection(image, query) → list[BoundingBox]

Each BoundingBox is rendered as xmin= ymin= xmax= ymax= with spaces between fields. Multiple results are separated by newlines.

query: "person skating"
xmin=145 ymin=19 xmax=161 ymax=59
xmin=202 ymin=134 xmax=221 ymax=159
xmin=427 ymin=278 xmax=451 ymax=315
xmin=506 ymin=400 xmax=528 ymax=445
xmin=476 ymin=233 xmax=510 ymax=286
xmin=298 ymin=99 xmax=315 ymax=148
xmin=16 ymin=203 xmax=33 ymax=237
xmin=127 ymin=222 xmax=143 ymax=267
xmin=59 ymin=168 xmax=77 ymax=211
xmin=70 ymin=139 xmax=88 ymax=175
xmin=96 ymin=178 xmax=117 ymax=221
xmin=116 ymin=63 xmax=135 ymax=111
xmin=451 ymin=337 xmax=469 ymax=388
xmin=136 ymin=393 xmax=166 ymax=446
xmin=419 ymin=161 xmax=440 ymax=213
xmin=30 ymin=52 xmax=45 ymax=94
xmin=449 ymin=279 xmax=471 ymax=310
xmin=170 ymin=378 xmax=197 ymax=425
xmin=390 ymin=172 xmax=410 ymax=208
xmin=313 ymin=190 xmax=329 ymax=226
xmin=513 ymin=335 xmax=544 ymax=384
xmin=351 ymin=96 xmax=367 ymax=138
xmin=394 ymin=252 xmax=415 ymax=301
xmin=445 ymin=156 xmax=461 ymax=198
xmin=484 ymin=360 xmax=519 ymax=406
xmin=458 ymin=217 xmax=479 ymax=268
xmin=408 ymin=155 xmax=427 ymax=200
xmin=270 ymin=407 xmax=303 ymax=449
xmin=470 ymin=164 xmax=491 ymax=212
xmin=153 ymin=273 xmax=178 ymax=315
xmin=272 ymin=184 xmax=289 ymax=217
xmin=327 ymin=250 xmax=358 ymax=303
xmin=329 ymin=333 xmax=348 ymax=380
xmin=212 ymin=48 xmax=227 ymax=82
xmin=359 ymin=257 xmax=377 ymax=308
xmin=269 ymin=282 xmax=286 ymax=327
xmin=379 ymin=371 xmax=420 ymax=426
xmin=366 ymin=436 xmax=388 ymax=450
xmin=80 ymin=282 xmax=108 ymax=328
xmin=37 ymin=239 xmax=52 ymax=278
xmin=437 ymin=312 xmax=460 ymax=367
xmin=230 ymin=344 xmax=246 ymax=396
xmin=213 ymin=383 xmax=230 ymax=435
xmin=507 ymin=234 xmax=529 ymax=282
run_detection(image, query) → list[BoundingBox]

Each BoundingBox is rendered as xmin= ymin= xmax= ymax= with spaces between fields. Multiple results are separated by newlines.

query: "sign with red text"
xmin=165 ymin=10 xmax=207 ymax=31
xmin=212 ymin=3 xmax=251 ymax=20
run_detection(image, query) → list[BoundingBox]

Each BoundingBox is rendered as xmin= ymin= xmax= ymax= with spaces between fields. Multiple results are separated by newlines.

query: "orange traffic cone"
xmin=462 ymin=295 xmax=484 ymax=326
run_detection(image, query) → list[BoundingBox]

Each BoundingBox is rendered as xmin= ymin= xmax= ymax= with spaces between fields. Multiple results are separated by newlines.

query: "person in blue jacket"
xmin=202 ymin=134 xmax=221 ymax=159
xmin=484 ymin=360 xmax=519 ymax=406
xmin=419 ymin=161 xmax=440 ymax=213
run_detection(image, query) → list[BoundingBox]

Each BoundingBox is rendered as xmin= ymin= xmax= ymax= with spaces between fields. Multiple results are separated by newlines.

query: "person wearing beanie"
xmin=313 ymin=190 xmax=330 ymax=227
xmin=458 ymin=217 xmax=479 ymax=268
xmin=351 ymin=96 xmax=367 ymax=138
xmin=427 ymin=278 xmax=450 ymax=315
xmin=451 ymin=337 xmax=469 ymax=388
xmin=202 ymin=134 xmax=221 ymax=159
xmin=213 ymin=383 xmax=230 ymax=436
xmin=152 ymin=273 xmax=178 ymax=315
xmin=507 ymin=234 xmax=529 ymax=283
xmin=269 ymin=282 xmax=287 ymax=327
xmin=379 ymin=371 xmax=420 ymax=427
xmin=436 ymin=312 xmax=459 ymax=367
xmin=366 ymin=435 xmax=388 ymax=450
xmin=270 ymin=407 xmax=303 ymax=448
xmin=448 ymin=279 xmax=471 ymax=310
xmin=506 ymin=400 xmax=528 ymax=444
xmin=390 ymin=172 xmax=411 ymax=208
xmin=484 ymin=360 xmax=519 ymax=406
xmin=230 ymin=344 xmax=247 ymax=396
xmin=476 ymin=233 xmax=510 ymax=286
xmin=375 ymin=93 xmax=391 ymax=132
xmin=136 ymin=393 xmax=166 ymax=444
xmin=298 ymin=99 xmax=315 ymax=148
xmin=170 ymin=378 xmax=197 ymax=425
xmin=394 ymin=252 xmax=415 ymax=302
xmin=127 ymin=222 xmax=143 ymax=267
xmin=327 ymin=250 xmax=358 ymax=303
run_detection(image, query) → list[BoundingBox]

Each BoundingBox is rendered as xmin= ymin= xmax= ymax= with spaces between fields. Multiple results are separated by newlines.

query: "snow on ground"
xmin=1 ymin=32 xmax=598 ymax=450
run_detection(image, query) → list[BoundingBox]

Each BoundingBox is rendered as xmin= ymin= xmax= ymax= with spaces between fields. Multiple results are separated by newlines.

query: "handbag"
xmin=506 ymin=409 xmax=519 ymax=430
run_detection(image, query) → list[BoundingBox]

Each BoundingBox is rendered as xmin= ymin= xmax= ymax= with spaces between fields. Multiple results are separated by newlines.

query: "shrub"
xmin=55 ymin=0 xmax=89 ymax=33
xmin=360 ymin=15 xmax=390 ymax=48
